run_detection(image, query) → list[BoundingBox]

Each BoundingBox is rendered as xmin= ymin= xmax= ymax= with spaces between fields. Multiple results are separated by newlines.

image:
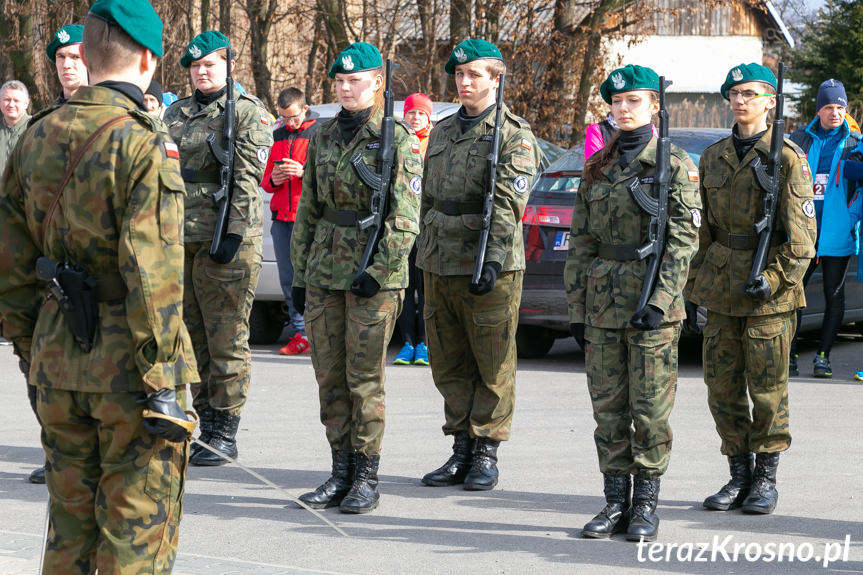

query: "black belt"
xmin=711 ymin=227 xmax=784 ymax=250
xmin=181 ymin=167 xmax=221 ymax=184
xmin=322 ymin=205 xmax=370 ymax=226
xmin=94 ymin=274 xmax=127 ymax=302
xmin=433 ymin=199 xmax=483 ymax=216
xmin=597 ymin=243 xmax=639 ymax=261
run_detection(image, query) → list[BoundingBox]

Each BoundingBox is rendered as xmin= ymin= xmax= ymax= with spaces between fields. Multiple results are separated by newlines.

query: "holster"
xmin=37 ymin=257 xmax=98 ymax=353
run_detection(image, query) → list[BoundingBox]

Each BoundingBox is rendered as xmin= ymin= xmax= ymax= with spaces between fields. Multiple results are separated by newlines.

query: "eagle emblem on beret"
xmin=189 ymin=45 xmax=202 ymax=59
xmin=342 ymin=55 xmax=354 ymax=71
xmin=58 ymin=29 xmax=70 ymax=43
xmin=611 ymin=72 xmax=625 ymax=90
xmin=454 ymin=47 xmax=467 ymax=63
xmin=731 ymin=68 xmax=743 ymax=81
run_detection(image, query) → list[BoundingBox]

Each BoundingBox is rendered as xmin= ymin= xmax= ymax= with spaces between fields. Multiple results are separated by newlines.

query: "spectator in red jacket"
xmin=262 ymin=87 xmax=320 ymax=355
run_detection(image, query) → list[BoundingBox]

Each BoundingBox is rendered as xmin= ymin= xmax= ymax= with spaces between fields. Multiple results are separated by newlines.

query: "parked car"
xmin=250 ymin=102 xmax=565 ymax=344
xmin=517 ymin=128 xmax=863 ymax=358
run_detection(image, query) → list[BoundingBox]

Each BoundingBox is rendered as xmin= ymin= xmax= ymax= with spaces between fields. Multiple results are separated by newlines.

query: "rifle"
xmin=628 ymin=76 xmax=672 ymax=313
xmin=349 ymin=59 xmax=397 ymax=281
xmin=208 ymin=47 xmax=236 ymax=259
xmin=471 ymin=73 xmax=506 ymax=286
xmin=747 ymin=62 xmax=786 ymax=284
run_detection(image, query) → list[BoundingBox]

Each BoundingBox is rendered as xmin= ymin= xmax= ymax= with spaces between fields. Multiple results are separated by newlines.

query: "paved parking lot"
xmin=1 ymin=332 xmax=862 ymax=574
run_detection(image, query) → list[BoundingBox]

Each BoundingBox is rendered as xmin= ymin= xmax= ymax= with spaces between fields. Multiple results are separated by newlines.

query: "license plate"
xmin=553 ymin=231 xmax=569 ymax=251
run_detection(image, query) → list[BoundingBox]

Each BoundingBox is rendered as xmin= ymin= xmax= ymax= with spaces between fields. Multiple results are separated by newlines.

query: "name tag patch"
xmin=366 ymin=142 xmax=380 ymax=149
xmin=480 ymin=134 xmax=494 ymax=142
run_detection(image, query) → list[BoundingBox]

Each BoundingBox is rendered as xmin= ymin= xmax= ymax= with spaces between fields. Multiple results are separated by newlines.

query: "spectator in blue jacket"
xmin=789 ymin=79 xmax=862 ymax=378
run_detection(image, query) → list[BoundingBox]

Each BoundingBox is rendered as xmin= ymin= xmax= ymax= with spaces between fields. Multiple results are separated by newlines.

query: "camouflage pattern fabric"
xmin=0 ymin=85 xmax=196 ymax=573
xmin=165 ymin=90 xmax=270 ymax=415
xmin=291 ymin=108 xmax=421 ymax=290
xmin=564 ymin=137 xmax=700 ymax=477
xmin=184 ymin=238 xmax=261 ymax=415
xmin=702 ymin=311 xmax=794 ymax=455
xmin=422 ymin=271 xmax=522 ymax=441
xmin=0 ymin=112 xmax=29 ymax=174
xmin=39 ymin=387 xmax=188 ymax=575
xmin=305 ymin=285 xmax=402 ymax=455
xmin=584 ymin=324 xmax=680 ymax=476
xmin=416 ymin=103 xmax=541 ymax=276
xmin=565 ymin=139 xmax=702 ymax=327
xmin=686 ymin=126 xmax=816 ymax=315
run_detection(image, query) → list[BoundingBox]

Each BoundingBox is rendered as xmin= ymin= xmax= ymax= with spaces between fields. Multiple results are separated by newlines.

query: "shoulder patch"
xmin=164 ymin=141 xmax=180 ymax=159
xmin=802 ymin=198 xmax=815 ymax=218
xmin=513 ymin=175 xmax=529 ymax=194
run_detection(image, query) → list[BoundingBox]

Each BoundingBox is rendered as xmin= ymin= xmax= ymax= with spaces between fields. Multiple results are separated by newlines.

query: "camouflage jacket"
xmin=291 ymin=108 xmax=422 ymax=290
xmin=686 ymin=126 xmax=816 ymax=316
xmin=565 ymin=138 xmax=701 ymax=328
xmin=416 ymin=104 xmax=541 ymax=276
xmin=0 ymin=113 xmax=30 ymax=175
xmin=164 ymin=91 xmax=272 ymax=243
xmin=0 ymin=86 xmax=197 ymax=393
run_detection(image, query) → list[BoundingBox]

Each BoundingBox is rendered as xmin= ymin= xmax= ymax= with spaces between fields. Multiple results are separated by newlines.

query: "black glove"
xmin=209 ymin=233 xmax=242 ymax=264
xmin=630 ymin=305 xmax=664 ymax=331
xmin=743 ymin=275 xmax=771 ymax=300
xmin=350 ymin=272 xmax=381 ymax=298
xmin=570 ymin=323 xmax=585 ymax=349
xmin=684 ymin=301 xmax=701 ymax=334
xmin=292 ymin=286 xmax=306 ymax=315
xmin=140 ymin=388 xmax=195 ymax=443
xmin=468 ymin=262 xmax=502 ymax=296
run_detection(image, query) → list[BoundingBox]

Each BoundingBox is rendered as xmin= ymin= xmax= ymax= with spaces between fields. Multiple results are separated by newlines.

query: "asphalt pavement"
xmin=1 ymin=329 xmax=862 ymax=574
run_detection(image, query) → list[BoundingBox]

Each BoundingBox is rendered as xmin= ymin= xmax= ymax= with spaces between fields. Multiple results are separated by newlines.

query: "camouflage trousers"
xmin=584 ymin=324 xmax=680 ymax=477
xmin=37 ymin=387 xmax=188 ymax=575
xmin=422 ymin=271 xmax=522 ymax=442
xmin=305 ymin=285 xmax=402 ymax=455
xmin=184 ymin=238 xmax=261 ymax=416
xmin=702 ymin=311 xmax=794 ymax=455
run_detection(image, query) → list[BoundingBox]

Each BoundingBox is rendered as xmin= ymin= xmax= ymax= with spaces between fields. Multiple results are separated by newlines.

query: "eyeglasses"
xmin=280 ymin=113 xmax=304 ymax=122
xmin=728 ymin=89 xmax=772 ymax=102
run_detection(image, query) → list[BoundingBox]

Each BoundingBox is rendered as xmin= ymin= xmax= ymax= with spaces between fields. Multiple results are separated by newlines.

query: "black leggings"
xmin=791 ymin=255 xmax=851 ymax=357
xmin=397 ymin=246 xmax=425 ymax=346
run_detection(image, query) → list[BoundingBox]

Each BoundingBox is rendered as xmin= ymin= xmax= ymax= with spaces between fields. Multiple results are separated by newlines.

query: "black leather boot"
xmin=703 ymin=453 xmax=754 ymax=511
xmin=298 ymin=450 xmax=357 ymax=509
xmin=582 ymin=474 xmax=631 ymax=538
xmin=742 ymin=452 xmax=780 ymax=514
xmin=340 ymin=453 xmax=380 ymax=514
xmin=190 ymin=412 xmax=240 ymax=466
xmin=626 ymin=475 xmax=660 ymax=542
xmin=463 ymin=438 xmax=500 ymax=491
xmin=190 ymin=408 xmax=215 ymax=459
xmin=422 ymin=432 xmax=474 ymax=486
xmin=28 ymin=464 xmax=46 ymax=484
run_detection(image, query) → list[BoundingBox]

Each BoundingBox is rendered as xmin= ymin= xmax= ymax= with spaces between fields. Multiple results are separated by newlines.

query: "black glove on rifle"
xmin=350 ymin=272 xmax=381 ymax=298
xmin=743 ymin=274 xmax=771 ymax=300
xmin=468 ymin=262 xmax=502 ymax=296
xmin=210 ymin=233 xmax=242 ymax=264
xmin=140 ymin=388 xmax=195 ymax=443
xmin=630 ymin=305 xmax=664 ymax=331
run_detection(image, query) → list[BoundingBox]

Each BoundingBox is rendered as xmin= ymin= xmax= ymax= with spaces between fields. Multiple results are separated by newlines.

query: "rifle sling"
xmin=711 ymin=226 xmax=784 ymax=250
xmin=322 ymin=205 xmax=371 ymax=226
xmin=434 ymin=199 xmax=483 ymax=216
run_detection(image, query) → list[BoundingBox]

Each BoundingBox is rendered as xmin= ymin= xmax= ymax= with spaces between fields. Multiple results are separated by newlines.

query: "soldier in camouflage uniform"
xmin=687 ymin=63 xmax=816 ymax=516
xmin=291 ymin=42 xmax=421 ymax=514
xmin=0 ymin=2 xmax=199 ymax=572
xmin=46 ymin=24 xmax=88 ymax=105
xmin=164 ymin=31 xmax=273 ymax=466
xmin=417 ymin=39 xmax=541 ymax=492
xmin=564 ymin=65 xmax=701 ymax=541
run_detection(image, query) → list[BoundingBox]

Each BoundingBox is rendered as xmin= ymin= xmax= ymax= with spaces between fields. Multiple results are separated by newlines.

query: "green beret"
xmin=444 ymin=39 xmax=502 ymax=75
xmin=720 ymin=63 xmax=777 ymax=100
xmin=599 ymin=65 xmax=660 ymax=104
xmin=46 ymin=25 xmax=83 ymax=63
xmin=328 ymin=42 xmax=383 ymax=78
xmin=89 ymin=0 xmax=163 ymax=58
xmin=181 ymin=31 xmax=231 ymax=68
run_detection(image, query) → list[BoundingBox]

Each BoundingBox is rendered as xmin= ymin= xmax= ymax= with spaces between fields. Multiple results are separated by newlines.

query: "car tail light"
xmin=527 ymin=206 xmax=571 ymax=228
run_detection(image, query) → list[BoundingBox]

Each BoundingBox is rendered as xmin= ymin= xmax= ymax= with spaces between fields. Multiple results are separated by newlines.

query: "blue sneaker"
xmin=394 ymin=342 xmax=415 ymax=365
xmin=413 ymin=342 xmax=429 ymax=365
xmin=855 ymin=371 xmax=863 ymax=382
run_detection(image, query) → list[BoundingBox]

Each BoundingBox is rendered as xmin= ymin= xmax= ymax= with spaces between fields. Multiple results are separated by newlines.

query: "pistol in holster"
xmin=36 ymin=256 xmax=98 ymax=353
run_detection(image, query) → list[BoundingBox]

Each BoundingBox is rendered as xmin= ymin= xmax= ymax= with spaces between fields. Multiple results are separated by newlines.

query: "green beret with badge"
xmin=444 ymin=39 xmax=503 ymax=75
xmin=328 ymin=42 xmax=383 ymax=78
xmin=88 ymin=0 xmax=164 ymax=58
xmin=720 ymin=63 xmax=777 ymax=100
xmin=599 ymin=64 xmax=660 ymax=104
xmin=180 ymin=30 xmax=231 ymax=68
xmin=46 ymin=24 xmax=84 ymax=63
